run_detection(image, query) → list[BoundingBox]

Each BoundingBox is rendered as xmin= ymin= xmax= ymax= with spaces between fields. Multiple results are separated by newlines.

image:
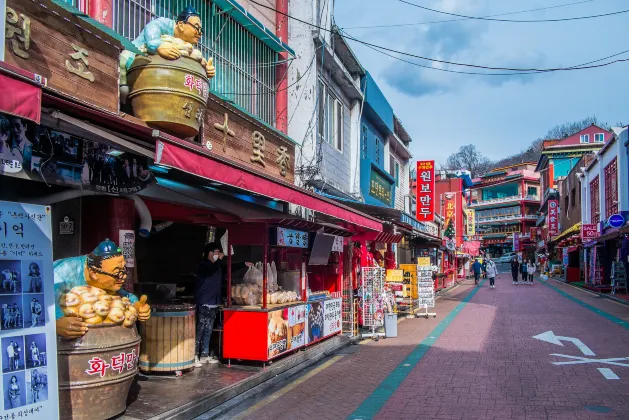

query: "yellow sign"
xmin=465 ymin=209 xmax=475 ymax=236
xmin=417 ymin=257 xmax=431 ymax=267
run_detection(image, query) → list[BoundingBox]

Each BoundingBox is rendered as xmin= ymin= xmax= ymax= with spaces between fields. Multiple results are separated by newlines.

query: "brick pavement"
xmin=242 ymin=274 xmax=629 ymax=420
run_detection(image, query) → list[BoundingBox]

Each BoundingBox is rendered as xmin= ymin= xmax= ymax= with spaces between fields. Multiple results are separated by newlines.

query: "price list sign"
xmin=416 ymin=161 xmax=435 ymax=222
xmin=0 ymin=201 xmax=58 ymax=419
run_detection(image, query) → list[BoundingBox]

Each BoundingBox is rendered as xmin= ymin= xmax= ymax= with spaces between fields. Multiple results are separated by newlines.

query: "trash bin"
xmin=384 ymin=313 xmax=398 ymax=338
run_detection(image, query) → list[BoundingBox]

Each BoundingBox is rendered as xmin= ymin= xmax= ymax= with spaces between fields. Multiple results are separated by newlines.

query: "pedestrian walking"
xmin=511 ymin=256 xmax=520 ymax=284
xmin=471 ymin=258 xmax=482 ymax=285
xmin=486 ymin=259 xmax=497 ymax=288
xmin=527 ymin=260 xmax=537 ymax=284
xmin=481 ymin=259 xmax=487 ymax=279
xmin=520 ymin=259 xmax=528 ymax=282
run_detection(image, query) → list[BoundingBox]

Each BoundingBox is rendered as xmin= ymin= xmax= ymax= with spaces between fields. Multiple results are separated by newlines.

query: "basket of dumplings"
xmin=59 ymin=285 xmax=138 ymax=327
xmin=231 ymin=262 xmax=302 ymax=306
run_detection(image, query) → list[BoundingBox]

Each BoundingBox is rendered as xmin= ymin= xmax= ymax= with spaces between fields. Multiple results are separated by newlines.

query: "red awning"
xmin=155 ymin=140 xmax=382 ymax=232
xmin=0 ymin=63 xmax=44 ymax=124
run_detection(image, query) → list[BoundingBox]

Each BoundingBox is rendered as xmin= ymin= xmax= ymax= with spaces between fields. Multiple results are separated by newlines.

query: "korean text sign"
xmin=0 ymin=201 xmax=58 ymax=418
xmin=416 ymin=161 xmax=435 ymax=222
xmin=276 ymin=228 xmax=309 ymax=248
xmin=548 ymin=200 xmax=559 ymax=236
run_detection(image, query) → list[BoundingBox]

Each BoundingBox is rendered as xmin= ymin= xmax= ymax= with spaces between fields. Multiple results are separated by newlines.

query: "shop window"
xmin=527 ymin=186 xmax=538 ymax=196
xmin=564 ymin=196 xmax=569 ymax=217
xmin=361 ymin=125 xmax=368 ymax=160
xmin=604 ymin=157 xmax=618 ymax=216
xmin=590 ymin=176 xmax=600 ymax=224
xmin=375 ymin=137 xmax=381 ymax=165
xmin=317 ymin=80 xmax=344 ymax=152
xmin=389 ymin=154 xmax=400 ymax=187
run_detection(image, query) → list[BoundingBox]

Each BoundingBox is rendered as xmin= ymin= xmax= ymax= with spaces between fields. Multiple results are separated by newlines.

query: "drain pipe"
xmin=152 ymin=221 xmax=174 ymax=234
xmin=129 ymin=195 xmax=152 ymax=238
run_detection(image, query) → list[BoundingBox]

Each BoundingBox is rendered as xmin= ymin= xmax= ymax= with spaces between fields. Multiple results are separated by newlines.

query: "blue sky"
xmin=333 ymin=0 xmax=629 ymax=164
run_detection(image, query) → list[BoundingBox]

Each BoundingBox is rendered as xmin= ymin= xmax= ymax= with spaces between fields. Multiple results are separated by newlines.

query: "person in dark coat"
xmin=471 ymin=259 xmax=482 ymax=285
xmin=511 ymin=256 xmax=520 ymax=285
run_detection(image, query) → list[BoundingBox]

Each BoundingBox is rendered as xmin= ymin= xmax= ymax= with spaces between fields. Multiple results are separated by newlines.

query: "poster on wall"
xmin=305 ymin=301 xmax=324 ymax=345
xmin=0 ymin=200 xmax=58 ymax=418
xmin=267 ymin=305 xmax=305 ymax=359
xmin=322 ymin=298 xmax=342 ymax=337
xmin=416 ymin=161 xmax=435 ymax=222
xmin=0 ymin=113 xmax=154 ymax=194
xmin=118 ymin=230 xmax=135 ymax=268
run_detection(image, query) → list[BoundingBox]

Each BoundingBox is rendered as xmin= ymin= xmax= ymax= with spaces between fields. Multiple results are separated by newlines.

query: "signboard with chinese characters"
xmin=444 ymin=192 xmax=456 ymax=237
xmin=0 ymin=201 xmax=59 ymax=418
xmin=331 ymin=236 xmax=343 ymax=253
xmin=0 ymin=112 xmax=155 ymax=194
xmin=416 ymin=160 xmax=435 ymax=222
xmin=581 ymin=224 xmax=599 ymax=241
xmin=465 ymin=209 xmax=475 ymax=236
xmin=202 ymin=101 xmax=295 ymax=183
xmin=548 ymin=200 xmax=559 ymax=236
xmin=4 ymin=0 xmax=121 ymax=112
xmin=513 ymin=232 xmax=520 ymax=252
xmin=369 ymin=168 xmax=393 ymax=205
xmin=276 ymin=228 xmax=309 ymax=248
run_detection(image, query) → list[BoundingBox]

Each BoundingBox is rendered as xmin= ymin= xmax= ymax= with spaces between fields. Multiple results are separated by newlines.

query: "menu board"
xmin=267 ymin=305 xmax=305 ymax=359
xmin=0 ymin=201 xmax=58 ymax=419
xmin=323 ymin=298 xmax=342 ymax=337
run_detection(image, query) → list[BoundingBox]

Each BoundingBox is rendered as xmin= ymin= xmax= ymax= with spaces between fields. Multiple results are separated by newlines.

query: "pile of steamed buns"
xmin=59 ymin=286 xmax=138 ymax=327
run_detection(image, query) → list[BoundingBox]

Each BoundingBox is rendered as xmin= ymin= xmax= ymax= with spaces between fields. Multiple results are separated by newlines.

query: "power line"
xmin=249 ymin=0 xmax=629 ymax=73
xmin=344 ymin=0 xmax=599 ymax=29
xmin=395 ymin=0 xmax=629 ymax=23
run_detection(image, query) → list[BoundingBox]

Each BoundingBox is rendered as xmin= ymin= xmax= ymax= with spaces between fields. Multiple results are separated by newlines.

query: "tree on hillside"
xmin=541 ymin=116 xmax=606 ymax=140
xmin=444 ymin=144 xmax=493 ymax=179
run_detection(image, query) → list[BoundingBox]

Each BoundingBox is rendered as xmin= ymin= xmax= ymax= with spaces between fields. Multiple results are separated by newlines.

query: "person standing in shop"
xmin=511 ymin=256 xmax=520 ymax=285
xmin=194 ymin=242 xmax=251 ymax=367
xmin=486 ymin=259 xmax=498 ymax=289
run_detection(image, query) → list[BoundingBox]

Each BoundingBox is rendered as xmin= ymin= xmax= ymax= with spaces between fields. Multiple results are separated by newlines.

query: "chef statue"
xmin=54 ymin=239 xmax=151 ymax=338
xmin=119 ymin=6 xmax=216 ymax=103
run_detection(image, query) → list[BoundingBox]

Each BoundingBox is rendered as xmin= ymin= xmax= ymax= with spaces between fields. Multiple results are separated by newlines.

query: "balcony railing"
xmin=476 ymin=214 xmax=538 ymax=224
xmin=469 ymin=194 xmax=540 ymax=207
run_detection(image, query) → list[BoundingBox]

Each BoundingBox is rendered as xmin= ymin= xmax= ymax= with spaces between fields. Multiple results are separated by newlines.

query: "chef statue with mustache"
xmin=54 ymin=239 xmax=151 ymax=338
xmin=119 ymin=5 xmax=216 ymax=103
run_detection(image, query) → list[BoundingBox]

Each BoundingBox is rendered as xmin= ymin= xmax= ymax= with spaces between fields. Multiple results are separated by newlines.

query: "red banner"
xmin=444 ymin=192 xmax=456 ymax=236
xmin=416 ymin=160 xmax=435 ymax=222
xmin=548 ymin=200 xmax=559 ymax=236
xmin=581 ymin=224 xmax=598 ymax=241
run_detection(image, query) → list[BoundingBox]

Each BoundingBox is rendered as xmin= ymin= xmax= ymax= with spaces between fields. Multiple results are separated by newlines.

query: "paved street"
xmin=212 ymin=270 xmax=629 ymax=420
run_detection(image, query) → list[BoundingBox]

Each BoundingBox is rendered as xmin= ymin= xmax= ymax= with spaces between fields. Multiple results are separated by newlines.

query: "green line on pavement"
xmin=539 ymin=279 xmax=629 ymax=328
xmin=348 ymin=280 xmax=485 ymax=420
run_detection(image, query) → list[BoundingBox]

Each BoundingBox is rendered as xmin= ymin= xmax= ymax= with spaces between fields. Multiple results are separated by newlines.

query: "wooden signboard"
xmin=4 ymin=0 xmax=121 ymax=113
xmin=202 ymin=96 xmax=296 ymax=183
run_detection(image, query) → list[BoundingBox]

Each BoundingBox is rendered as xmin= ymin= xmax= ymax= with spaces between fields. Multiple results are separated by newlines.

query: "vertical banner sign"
xmin=118 ymin=230 xmax=135 ymax=268
xmin=0 ymin=201 xmax=59 ymax=418
xmin=548 ymin=200 xmax=559 ymax=236
xmin=513 ymin=232 xmax=520 ymax=252
xmin=444 ymin=193 xmax=456 ymax=236
xmin=530 ymin=227 xmax=537 ymax=242
xmin=416 ymin=161 xmax=435 ymax=222
xmin=581 ymin=224 xmax=599 ymax=241
xmin=465 ymin=209 xmax=475 ymax=236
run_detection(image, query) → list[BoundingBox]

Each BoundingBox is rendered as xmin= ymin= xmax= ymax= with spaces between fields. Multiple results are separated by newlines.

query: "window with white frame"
xmin=594 ymin=133 xmax=605 ymax=143
xmin=580 ymin=134 xmax=590 ymax=143
xmin=317 ymin=79 xmax=344 ymax=152
xmin=389 ymin=154 xmax=400 ymax=187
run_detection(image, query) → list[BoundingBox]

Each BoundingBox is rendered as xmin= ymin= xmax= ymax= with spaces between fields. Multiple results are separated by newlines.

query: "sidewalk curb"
xmin=547 ymin=277 xmax=629 ymax=307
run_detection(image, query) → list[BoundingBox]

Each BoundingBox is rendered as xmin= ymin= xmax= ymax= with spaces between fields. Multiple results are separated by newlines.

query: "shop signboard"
xmin=562 ymin=248 xmax=569 ymax=266
xmin=0 ymin=200 xmax=59 ymax=418
xmin=416 ymin=161 xmax=435 ymax=222
xmin=513 ymin=233 xmax=520 ymax=252
xmin=548 ymin=200 xmax=559 ymax=236
xmin=444 ymin=193 xmax=456 ymax=238
xmin=118 ymin=230 xmax=135 ymax=268
xmin=276 ymin=228 xmax=309 ymax=248
xmin=465 ymin=209 xmax=475 ymax=236
xmin=607 ymin=214 xmax=625 ymax=229
xmin=322 ymin=298 xmax=342 ymax=337
xmin=581 ymin=224 xmax=599 ymax=241
xmin=369 ymin=168 xmax=393 ymax=206
xmin=4 ymin=0 xmax=121 ymax=112
xmin=417 ymin=257 xmax=431 ymax=267
xmin=267 ymin=305 xmax=305 ymax=359
xmin=0 ymin=113 xmax=155 ymax=194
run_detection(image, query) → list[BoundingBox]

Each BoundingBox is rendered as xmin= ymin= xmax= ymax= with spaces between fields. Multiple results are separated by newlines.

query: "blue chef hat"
xmin=177 ymin=6 xmax=200 ymax=23
xmin=92 ymin=239 xmax=122 ymax=257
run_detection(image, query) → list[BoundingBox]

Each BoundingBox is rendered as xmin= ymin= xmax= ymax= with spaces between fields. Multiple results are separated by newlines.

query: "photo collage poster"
xmin=0 ymin=201 xmax=58 ymax=419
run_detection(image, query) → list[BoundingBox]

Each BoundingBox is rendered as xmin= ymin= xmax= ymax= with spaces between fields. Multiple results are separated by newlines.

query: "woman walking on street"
xmin=520 ymin=258 xmax=528 ymax=283
xmin=511 ymin=256 xmax=520 ymax=285
xmin=527 ymin=260 xmax=537 ymax=284
xmin=486 ymin=259 xmax=497 ymax=288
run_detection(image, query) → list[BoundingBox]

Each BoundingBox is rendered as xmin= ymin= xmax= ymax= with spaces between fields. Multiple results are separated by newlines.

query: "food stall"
xmin=222 ymin=224 xmax=344 ymax=363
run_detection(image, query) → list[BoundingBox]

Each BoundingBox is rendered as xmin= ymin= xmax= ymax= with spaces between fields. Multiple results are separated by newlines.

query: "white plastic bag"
xmin=243 ymin=266 xmax=254 ymax=283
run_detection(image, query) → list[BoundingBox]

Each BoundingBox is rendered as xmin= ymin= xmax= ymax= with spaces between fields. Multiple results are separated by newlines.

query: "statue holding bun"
xmin=54 ymin=239 xmax=150 ymax=338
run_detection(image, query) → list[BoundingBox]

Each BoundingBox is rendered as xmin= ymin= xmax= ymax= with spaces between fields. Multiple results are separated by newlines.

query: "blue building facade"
xmin=360 ymin=72 xmax=396 ymax=207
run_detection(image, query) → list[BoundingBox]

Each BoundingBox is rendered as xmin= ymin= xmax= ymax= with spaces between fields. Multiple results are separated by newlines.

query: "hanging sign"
xmin=548 ymin=200 xmax=559 ymax=236
xmin=465 ymin=209 xmax=475 ymax=236
xmin=59 ymin=216 xmax=74 ymax=236
xmin=444 ymin=192 xmax=456 ymax=238
xmin=581 ymin=224 xmax=599 ymax=241
xmin=513 ymin=232 xmax=520 ymax=252
xmin=276 ymin=228 xmax=309 ymax=248
xmin=607 ymin=214 xmax=625 ymax=229
xmin=331 ymin=236 xmax=343 ymax=253
xmin=0 ymin=200 xmax=59 ymax=418
xmin=415 ymin=161 xmax=435 ymax=221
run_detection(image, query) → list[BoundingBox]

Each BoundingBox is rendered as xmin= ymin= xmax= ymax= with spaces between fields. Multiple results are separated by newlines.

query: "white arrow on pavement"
xmin=532 ymin=331 xmax=595 ymax=356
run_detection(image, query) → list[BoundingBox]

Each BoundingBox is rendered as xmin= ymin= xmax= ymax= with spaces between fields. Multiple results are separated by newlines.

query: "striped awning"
xmin=549 ymin=223 xmax=581 ymax=244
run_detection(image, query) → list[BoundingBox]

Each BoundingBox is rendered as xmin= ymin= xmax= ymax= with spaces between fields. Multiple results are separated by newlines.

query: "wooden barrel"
xmin=57 ymin=323 xmax=141 ymax=420
xmin=127 ymin=55 xmax=209 ymax=138
xmin=138 ymin=303 xmax=196 ymax=373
